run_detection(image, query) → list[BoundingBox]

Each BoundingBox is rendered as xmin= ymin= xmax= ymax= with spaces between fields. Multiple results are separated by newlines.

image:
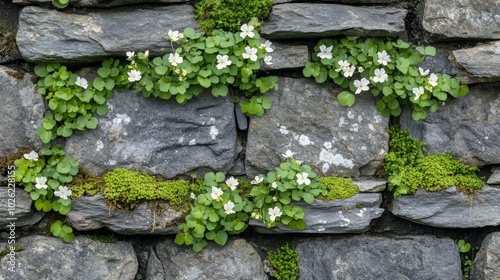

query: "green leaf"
xmin=155 ymin=66 xmax=168 ymax=75
xmin=30 ymin=192 xmax=40 ymax=200
xmin=184 ymin=28 xmax=196 ymax=38
xmin=425 ymin=46 xmax=436 ymax=56
xmin=35 ymin=199 xmax=44 ymax=211
xmin=338 ymin=91 xmax=355 ymax=107
xmin=34 ymin=64 xmax=49 ymax=77
xmin=174 ymin=233 xmax=185 ymax=245
xmin=57 ymin=160 xmax=71 ymax=174
xmin=197 ymin=76 xmax=211 ymax=88
xmin=211 ymin=85 xmax=228 ymax=97
xmin=214 ymin=230 xmax=228 ymax=246
xmin=241 ymin=68 xmax=252 ymax=78
xmin=42 ymin=200 xmax=53 ymax=212
xmin=52 ymin=0 xmax=69 ymax=9
xmin=97 ymin=67 xmax=110 ymax=78
xmin=303 ymin=193 xmax=314 ymax=204
xmin=86 ymin=117 xmax=98 ymax=129
xmin=193 ymin=240 xmax=207 ymax=252
xmin=62 ymin=232 xmax=74 ymax=242
xmin=96 ymin=104 xmax=109 ymax=116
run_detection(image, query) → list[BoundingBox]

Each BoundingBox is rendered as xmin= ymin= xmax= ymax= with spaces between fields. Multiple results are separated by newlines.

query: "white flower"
xmin=354 ymin=78 xmax=370 ymax=94
xmin=282 ymin=150 xmax=294 ymax=159
xmin=216 ymin=54 xmax=232 ymax=69
xmin=168 ymin=30 xmax=180 ymax=42
xmin=226 ymin=176 xmax=239 ymax=191
xmin=127 ymin=70 xmax=142 ymax=82
xmin=54 ymin=186 xmax=72 ymax=200
xmin=317 ymin=45 xmax=333 ymax=59
xmin=294 ymin=160 xmax=303 ymax=165
xmin=263 ymin=56 xmax=272 ymax=65
xmin=240 ymin=24 xmax=255 ymax=39
xmin=251 ymin=176 xmax=263 ymax=185
xmin=260 ymin=40 xmax=273 ymax=52
xmin=169 ymin=53 xmax=183 ymax=66
xmin=242 ymin=46 xmax=258 ymax=61
xmin=268 ymin=206 xmax=282 ymax=222
xmin=126 ymin=51 xmax=135 ymax=59
xmin=75 ymin=76 xmax=88 ymax=89
xmin=372 ymin=68 xmax=388 ymax=83
xmin=428 ymin=73 xmax=438 ymax=87
xmin=211 ymin=186 xmax=223 ymax=200
xmin=377 ymin=50 xmax=391 ymax=66
xmin=358 ymin=67 xmax=364 ymax=73
xmin=296 ymin=172 xmax=311 ymax=185
xmin=224 ymin=201 xmax=235 ymax=215
xmin=343 ymin=65 xmax=355 ymax=78
xmin=144 ymin=50 xmax=149 ymax=59
xmin=271 ymin=182 xmax=278 ymax=189
xmin=419 ymin=67 xmax=429 ymax=77
xmin=413 ymin=86 xmax=425 ymax=101
xmin=23 ymin=151 xmax=38 ymax=161
xmin=335 ymin=60 xmax=350 ymax=72
xmin=190 ymin=192 xmax=196 ymax=200
xmin=272 ymin=196 xmax=278 ymax=202
xmin=35 ymin=177 xmax=48 ymax=189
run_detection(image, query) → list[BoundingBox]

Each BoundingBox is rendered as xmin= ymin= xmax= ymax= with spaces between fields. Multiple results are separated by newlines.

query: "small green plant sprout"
xmin=303 ymin=37 xmax=469 ymax=120
xmin=50 ymin=220 xmax=75 ymax=242
xmin=266 ymin=243 xmax=300 ymax=280
xmin=124 ymin=23 xmax=277 ymax=116
xmin=457 ymin=239 xmax=471 ymax=253
xmin=456 ymin=239 xmax=476 ymax=277
xmin=249 ymin=150 xmax=327 ymax=230
xmin=52 ymin=0 xmax=69 ymax=9
xmin=175 ymin=172 xmax=254 ymax=252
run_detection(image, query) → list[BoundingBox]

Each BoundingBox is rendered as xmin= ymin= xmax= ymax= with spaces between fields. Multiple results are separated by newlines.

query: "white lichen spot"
xmin=368 ymin=123 xmax=375 ymax=131
xmin=485 ymin=136 xmax=489 ymax=140
xmin=299 ymin=135 xmax=312 ymax=146
xmin=209 ymin=126 xmax=219 ymax=140
xmin=317 ymin=227 xmax=325 ymax=232
xmin=279 ymin=125 xmax=289 ymax=135
xmin=319 ymin=149 xmax=354 ymax=169
xmin=338 ymin=117 xmax=346 ymax=127
xmin=189 ymin=139 xmax=196 ymax=146
xmin=96 ymin=140 xmax=104 ymax=151
xmin=318 ymin=220 xmax=327 ymax=225
xmin=358 ymin=115 xmax=362 ymax=122
xmin=355 ymin=208 xmax=366 ymax=217
xmin=111 ymin=113 xmax=131 ymax=136
xmin=324 ymin=142 xmax=332 ymax=149
xmin=322 ymin=163 xmax=330 ymax=173
xmin=337 ymin=211 xmax=351 ymax=226
xmin=347 ymin=111 xmax=355 ymax=119
xmin=178 ymin=136 xmax=184 ymax=143
xmin=373 ymin=115 xmax=383 ymax=123
xmin=360 ymin=146 xmax=367 ymax=151
xmin=209 ymin=117 xmax=216 ymax=124
xmin=349 ymin=123 xmax=359 ymax=132
xmin=108 ymin=160 xmax=116 ymax=165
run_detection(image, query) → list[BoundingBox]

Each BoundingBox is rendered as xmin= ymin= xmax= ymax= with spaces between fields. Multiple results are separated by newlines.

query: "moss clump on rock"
xmin=194 ymin=0 xmax=272 ymax=33
xmin=318 ymin=176 xmax=359 ymax=200
xmin=266 ymin=243 xmax=299 ymax=280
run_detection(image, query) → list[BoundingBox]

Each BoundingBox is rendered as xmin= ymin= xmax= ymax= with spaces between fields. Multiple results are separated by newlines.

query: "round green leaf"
xmin=337 ymin=91 xmax=355 ymax=107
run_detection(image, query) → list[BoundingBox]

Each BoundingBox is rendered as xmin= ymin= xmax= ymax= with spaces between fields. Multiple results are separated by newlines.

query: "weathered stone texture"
xmin=0 ymin=235 xmax=138 ymax=280
xmin=297 ymin=236 xmax=462 ymax=280
xmin=67 ymin=194 xmax=183 ymax=234
xmin=262 ymin=42 xmax=309 ymax=71
xmin=13 ymin=0 xmax=185 ymax=7
xmin=147 ymin=238 xmax=267 ymax=280
xmin=423 ymin=0 xmax=500 ymax=40
xmin=0 ymin=66 xmax=44 ymax=158
xmin=389 ymin=186 xmax=500 ymax=228
xmin=0 ymin=187 xmax=44 ymax=228
xmin=246 ymin=77 xmax=389 ymax=177
xmin=352 ymin=178 xmax=387 ymax=193
xmin=471 ymin=232 xmax=500 ymax=280
xmin=487 ymin=168 xmax=500 ymax=185
xmin=261 ymin=4 xmax=407 ymax=39
xmin=451 ymin=41 xmax=500 ymax=84
xmin=17 ymin=6 xmax=196 ymax=63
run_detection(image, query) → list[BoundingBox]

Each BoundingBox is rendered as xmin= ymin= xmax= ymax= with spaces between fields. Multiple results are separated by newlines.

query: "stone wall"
xmin=1 ymin=0 xmax=500 ymax=279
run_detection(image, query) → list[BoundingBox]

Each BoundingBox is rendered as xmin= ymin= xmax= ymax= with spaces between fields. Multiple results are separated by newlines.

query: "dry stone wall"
xmin=1 ymin=0 xmax=500 ymax=279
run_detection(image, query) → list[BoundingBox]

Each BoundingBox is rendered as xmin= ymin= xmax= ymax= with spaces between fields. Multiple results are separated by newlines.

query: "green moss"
xmin=318 ymin=176 xmax=359 ymax=200
xmin=85 ymin=233 xmax=117 ymax=243
xmin=0 ymin=246 xmax=23 ymax=259
xmin=69 ymin=168 xmax=105 ymax=199
xmin=267 ymin=243 xmax=299 ymax=280
xmin=384 ymin=125 xmax=425 ymax=175
xmin=194 ymin=0 xmax=273 ymax=33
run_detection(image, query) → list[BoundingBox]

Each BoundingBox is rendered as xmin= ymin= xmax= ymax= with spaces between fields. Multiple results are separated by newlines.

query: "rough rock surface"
xmin=0 ymin=235 xmax=138 ymax=280
xmin=65 ymin=91 xmax=237 ymax=179
xmin=471 ymin=232 xmax=500 ymax=280
xmin=297 ymin=235 xmax=462 ymax=280
xmin=147 ymin=238 xmax=267 ymax=280
xmin=400 ymin=82 xmax=500 ymax=166
xmin=249 ymin=194 xmax=384 ymax=234
xmin=17 ymin=6 xmax=196 ymax=63
xmin=423 ymin=0 xmax=500 ymax=40
xmin=418 ymin=52 xmax=458 ymax=77
xmin=274 ymin=0 xmax=396 ymax=3
xmin=389 ymin=186 xmax=500 ymax=228
xmin=451 ymin=41 xmax=500 ymax=84
xmin=0 ymin=187 xmax=44 ymax=228
xmin=261 ymin=42 xmax=309 ymax=71
xmin=0 ymin=0 xmax=21 ymax=63
xmin=13 ymin=0 xmax=185 ymax=7
xmin=0 ymin=66 xmax=44 ymax=158
xmin=246 ymin=77 xmax=389 ymax=177
xmin=352 ymin=178 xmax=387 ymax=193
xmin=487 ymin=168 xmax=500 ymax=185
xmin=67 ymin=194 xmax=183 ymax=234
xmin=261 ymin=4 xmax=407 ymax=39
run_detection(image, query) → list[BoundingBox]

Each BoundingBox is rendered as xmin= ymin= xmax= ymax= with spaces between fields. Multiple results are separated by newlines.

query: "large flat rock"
xmin=17 ymin=5 xmax=196 ymax=63
xmin=13 ymin=0 xmax=185 ymax=7
xmin=65 ymin=91 xmax=238 ymax=179
xmin=297 ymin=235 xmax=462 ymax=280
xmin=401 ymin=83 xmax=500 ymax=166
xmin=389 ymin=186 xmax=500 ymax=228
xmin=471 ymin=232 xmax=500 ymax=280
xmin=246 ymin=77 xmax=389 ymax=177
xmin=451 ymin=41 xmax=500 ymax=84
xmin=423 ymin=0 xmax=500 ymax=41
xmin=261 ymin=3 xmax=407 ymax=39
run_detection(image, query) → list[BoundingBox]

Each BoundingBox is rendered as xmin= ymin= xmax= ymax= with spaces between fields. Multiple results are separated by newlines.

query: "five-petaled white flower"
xmin=413 ymin=86 xmax=425 ymax=101
xmin=216 ymin=54 xmax=232 ymax=69
xmin=127 ymin=70 xmax=142 ymax=82
xmin=75 ymin=76 xmax=88 ymax=89
xmin=226 ymin=176 xmax=239 ymax=191
xmin=242 ymin=46 xmax=258 ymax=61
xmin=296 ymin=172 xmax=311 ymax=185
xmin=35 ymin=177 xmax=48 ymax=189
xmin=317 ymin=45 xmax=333 ymax=59
xmin=428 ymin=73 xmax=438 ymax=87
xmin=335 ymin=60 xmax=350 ymax=72
xmin=126 ymin=51 xmax=135 ymax=59
xmin=260 ymin=40 xmax=273 ymax=52
xmin=268 ymin=206 xmax=282 ymax=222
xmin=169 ymin=53 xmax=183 ymax=66
xmin=343 ymin=65 xmax=355 ymax=78
xmin=23 ymin=151 xmax=39 ymax=161
xmin=251 ymin=175 xmax=264 ymax=185
xmin=354 ymin=78 xmax=370 ymax=94
xmin=372 ymin=68 xmax=388 ymax=83
xmin=282 ymin=150 xmax=294 ymax=159
xmin=211 ymin=186 xmax=223 ymax=200
xmin=224 ymin=201 xmax=235 ymax=215
xmin=240 ymin=24 xmax=255 ymax=39
xmin=168 ymin=30 xmax=180 ymax=42
xmin=271 ymin=182 xmax=278 ymax=189
xmin=419 ymin=67 xmax=429 ymax=77
xmin=54 ymin=186 xmax=72 ymax=200
xmin=264 ymin=56 xmax=273 ymax=65
xmin=377 ymin=50 xmax=391 ymax=66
